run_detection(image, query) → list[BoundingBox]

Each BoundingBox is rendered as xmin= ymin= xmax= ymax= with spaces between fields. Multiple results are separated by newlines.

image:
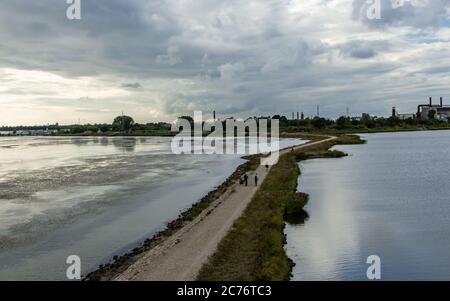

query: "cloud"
xmin=0 ymin=0 xmax=450 ymax=125
xmin=338 ymin=40 xmax=390 ymax=59
xmin=353 ymin=0 xmax=450 ymax=28
xmin=156 ymin=45 xmax=182 ymax=66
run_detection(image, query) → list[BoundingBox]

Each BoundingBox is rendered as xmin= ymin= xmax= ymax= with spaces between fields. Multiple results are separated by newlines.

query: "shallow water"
xmin=285 ymin=131 xmax=450 ymax=281
xmin=0 ymin=136 xmax=302 ymax=280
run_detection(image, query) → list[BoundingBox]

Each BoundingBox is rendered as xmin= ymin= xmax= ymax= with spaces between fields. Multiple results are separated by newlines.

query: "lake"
xmin=285 ymin=131 xmax=450 ymax=281
xmin=0 ymin=136 xmax=302 ymax=280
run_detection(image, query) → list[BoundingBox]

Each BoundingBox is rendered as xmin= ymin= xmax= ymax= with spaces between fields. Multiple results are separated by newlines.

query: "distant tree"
xmin=361 ymin=113 xmax=371 ymax=123
xmin=98 ymin=124 xmax=111 ymax=133
xmin=130 ymin=123 xmax=143 ymax=131
xmin=71 ymin=125 xmax=86 ymax=134
xmin=272 ymin=115 xmax=288 ymax=121
xmin=336 ymin=116 xmax=350 ymax=129
xmin=387 ymin=116 xmax=401 ymax=127
xmin=361 ymin=113 xmax=376 ymax=128
xmin=351 ymin=118 xmax=361 ymax=126
xmin=112 ymin=115 xmax=134 ymax=132
xmin=311 ymin=117 xmax=327 ymax=129
xmin=404 ymin=117 xmax=418 ymax=126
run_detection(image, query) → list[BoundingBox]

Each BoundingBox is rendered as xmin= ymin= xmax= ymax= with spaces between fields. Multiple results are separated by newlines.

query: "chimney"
xmin=430 ymin=97 xmax=432 ymax=107
xmin=440 ymin=97 xmax=443 ymax=107
xmin=392 ymin=107 xmax=396 ymax=117
xmin=301 ymin=112 xmax=304 ymax=120
xmin=213 ymin=111 xmax=216 ymax=121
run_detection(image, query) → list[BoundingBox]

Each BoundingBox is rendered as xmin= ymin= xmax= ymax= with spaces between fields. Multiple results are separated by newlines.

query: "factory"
xmin=392 ymin=97 xmax=450 ymax=121
xmin=417 ymin=97 xmax=450 ymax=120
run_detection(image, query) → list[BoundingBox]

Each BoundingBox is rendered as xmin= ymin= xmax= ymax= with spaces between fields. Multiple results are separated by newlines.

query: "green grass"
xmin=197 ymin=134 xmax=366 ymax=281
xmin=197 ymin=153 xmax=300 ymax=281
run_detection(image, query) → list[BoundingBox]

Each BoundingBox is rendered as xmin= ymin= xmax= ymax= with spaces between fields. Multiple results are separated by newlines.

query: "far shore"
xmin=3 ymin=124 xmax=450 ymax=139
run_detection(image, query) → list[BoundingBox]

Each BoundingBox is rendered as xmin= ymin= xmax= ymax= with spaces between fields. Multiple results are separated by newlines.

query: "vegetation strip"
xmin=197 ymin=135 xmax=365 ymax=281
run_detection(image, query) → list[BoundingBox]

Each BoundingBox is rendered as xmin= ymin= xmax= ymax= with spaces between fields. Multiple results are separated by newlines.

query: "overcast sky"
xmin=0 ymin=0 xmax=449 ymax=125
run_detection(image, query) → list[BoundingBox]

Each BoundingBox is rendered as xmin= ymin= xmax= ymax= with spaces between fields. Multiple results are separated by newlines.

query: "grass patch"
xmin=197 ymin=154 xmax=300 ymax=281
xmin=197 ymin=134 xmax=366 ymax=281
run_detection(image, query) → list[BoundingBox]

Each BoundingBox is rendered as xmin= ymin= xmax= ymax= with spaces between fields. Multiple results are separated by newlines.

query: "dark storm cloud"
xmin=0 ymin=0 xmax=450 ymax=124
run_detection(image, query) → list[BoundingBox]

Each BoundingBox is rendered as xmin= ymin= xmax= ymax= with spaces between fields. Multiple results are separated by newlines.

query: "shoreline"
xmin=112 ymin=137 xmax=337 ymax=281
xmin=84 ymin=135 xmax=366 ymax=281
xmin=3 ymin=126 xmax=450 ymax=139
xmin=84 ymin=153 xmax=261 ymax=280
xmin=197 ymin=134 xmax=365 ymax=281
xmin=84 ymin=138 xmax=315 ymax=281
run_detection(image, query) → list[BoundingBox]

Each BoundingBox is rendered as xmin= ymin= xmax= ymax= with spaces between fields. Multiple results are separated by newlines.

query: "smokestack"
xmin=213 ymin=111 xmax=216 ymax=121
xmin=440 ymin=97 xmax=443 ymax=107
xmin=392 ymin=107 xmax=396 ymax=118
xmin=430 ymin=97 xmax=432 ymax=107
xmin=301 ymin=112 xmax=304 ymax=120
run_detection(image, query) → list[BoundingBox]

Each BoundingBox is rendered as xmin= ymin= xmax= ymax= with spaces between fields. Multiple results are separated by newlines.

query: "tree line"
xmin=0 ymin=116 xmax=171 ymax=134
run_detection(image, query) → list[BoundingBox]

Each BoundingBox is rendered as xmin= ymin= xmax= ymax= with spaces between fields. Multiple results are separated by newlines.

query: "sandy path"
xmin=115 ymin=136 xmax=336 ymax=281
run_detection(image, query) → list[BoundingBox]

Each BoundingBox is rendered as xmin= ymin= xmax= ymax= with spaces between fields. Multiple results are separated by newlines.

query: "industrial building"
xmin=417 ymin=97 xmax=450 ymax=120
xmin=391 ymin=107 xmax=415 ymax=120
xmin=392 ymin=97 xmax=450 ymax=121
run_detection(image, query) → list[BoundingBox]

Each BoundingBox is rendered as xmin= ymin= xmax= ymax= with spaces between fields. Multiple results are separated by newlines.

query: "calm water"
xmin=286 ymin=131 xmax=450 ymax=281
xmin=0 ymin=136 xmax=302 ymax=280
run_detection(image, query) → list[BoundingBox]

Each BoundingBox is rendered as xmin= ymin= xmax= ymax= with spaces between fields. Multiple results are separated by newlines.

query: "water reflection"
xmin=68 ymin=137 xmax=138 ymax=152
xmin=285 ymin=209 xmax=309 ymax=226
xmin=111 ymin=138 xmax=137 ymax=152
xmin=0 ymin=136 xmax=305 ymax=280
xmin=286 ymin=131 xmax=450 ymax=281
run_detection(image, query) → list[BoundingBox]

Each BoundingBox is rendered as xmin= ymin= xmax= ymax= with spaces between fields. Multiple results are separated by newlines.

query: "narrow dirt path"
xmin=115 ymin=136 xmax=336 ymax=281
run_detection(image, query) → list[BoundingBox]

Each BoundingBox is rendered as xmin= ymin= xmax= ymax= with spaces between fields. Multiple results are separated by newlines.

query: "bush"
xmin=285 ymin=192 xmax=309 ymax=217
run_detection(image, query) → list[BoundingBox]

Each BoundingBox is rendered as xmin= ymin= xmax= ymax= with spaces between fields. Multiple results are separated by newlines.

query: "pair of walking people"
xmin=243 ymin=173 xmax=258 ymax=187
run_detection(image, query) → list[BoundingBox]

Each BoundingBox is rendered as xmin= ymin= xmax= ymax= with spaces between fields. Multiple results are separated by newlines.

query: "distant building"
xmin=417 ymin=97 xmax=450 ymax=120
xmin=396 ymin=113 xmax=416 ymax=120
xmin=0 ymin=129 xmax=58 ymax=136
xmin=392 ymin=107 xmax=414 ymax=120
xmin=392 ymin=97 xmax=450 ymax=121
xmin=0 ymin=131 xmax=13 ymax=136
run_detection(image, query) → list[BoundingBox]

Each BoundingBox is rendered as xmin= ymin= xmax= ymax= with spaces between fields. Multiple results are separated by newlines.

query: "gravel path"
xmin=115 ymin=137 xmax=336 ymax=281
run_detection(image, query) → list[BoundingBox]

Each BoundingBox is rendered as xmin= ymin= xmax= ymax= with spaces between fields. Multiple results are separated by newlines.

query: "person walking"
xmin=255 ymin=174 xmax=258 ymax=186
xmin=244 ymin=174 xmax=248 ymax=187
